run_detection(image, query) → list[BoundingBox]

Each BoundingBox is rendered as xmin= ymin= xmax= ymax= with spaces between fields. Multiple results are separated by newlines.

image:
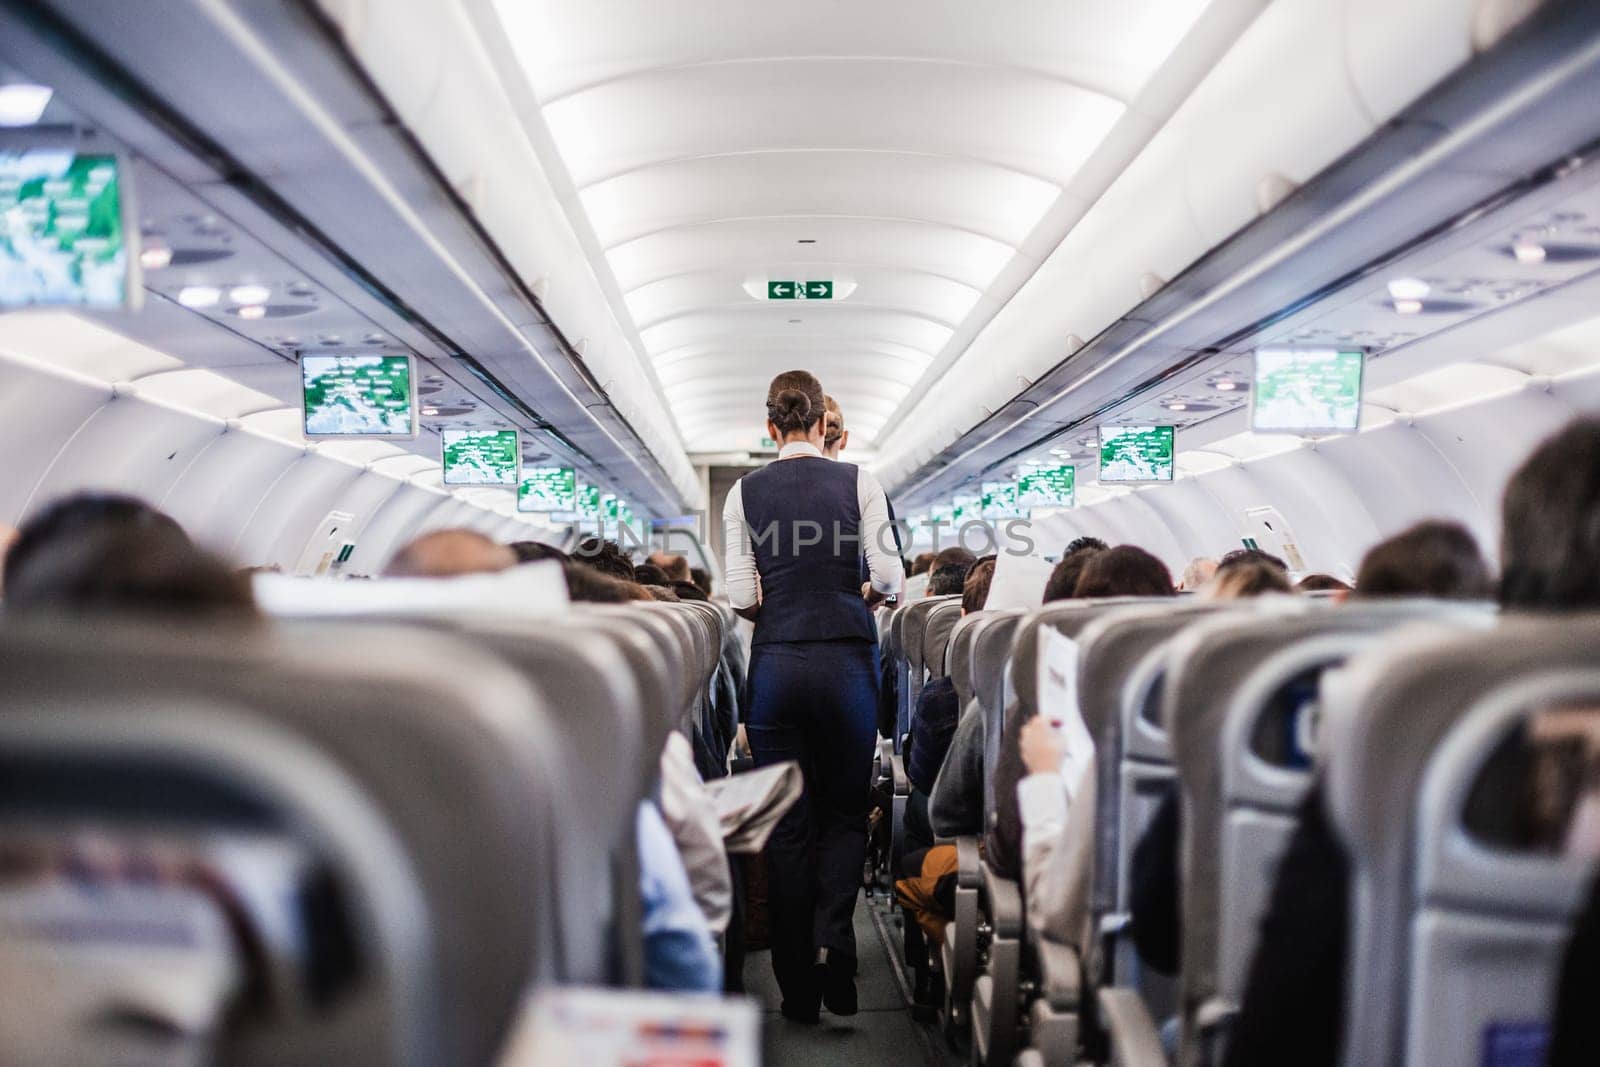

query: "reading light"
xmin=1214 ymin=380 xmax=1238 ymax=391
xmin=1393 ymin=298 xmax=1424 ymax=315
xmin=229 ymin=284 xmax=271 ymax=305
xmin=421 ymin=407 xmax=440 ymax=416
xmin=1386 ymin=277 xmax=1430 ymax=301
xmin=1513 ymin=239 xmax=1547 ymax=264
xmin=238 ymin=304 xmax=266 ymax=320
xmin=177 ymin=285 xmax=220 ymax=308
xmin=0 ymin=83 xmax=52 ymax=126
xmin=139 ymin=245 xmax=173 ymax=270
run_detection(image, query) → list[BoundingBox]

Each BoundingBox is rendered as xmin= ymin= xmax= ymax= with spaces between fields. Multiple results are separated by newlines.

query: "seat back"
xmin=900 ymin=595 xmax=961 ymax=738
xmin=947 ymin=610 xmax=994 ymax=711
xmin=1167 ymin=599 xmax=1493 ymax=1061
xmin=0 ymin=618 xmax=561 ymax=1067
xmin=1325 ymin=614 xmax=1600 ymax=1067
xmin=923 ymin=598 xmax=965 ymax=681
xmin=972 ymin=610 xmax=1025 ymax=829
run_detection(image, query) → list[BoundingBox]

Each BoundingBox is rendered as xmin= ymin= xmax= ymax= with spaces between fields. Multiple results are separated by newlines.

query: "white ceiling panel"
xmin=484 ymin=0 xmax=1223 ymax=453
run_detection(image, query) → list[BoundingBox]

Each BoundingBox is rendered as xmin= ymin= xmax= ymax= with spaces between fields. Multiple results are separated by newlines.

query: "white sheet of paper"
xmin=253 ymin=560 xmax=570 ymax=619
xmin=985 ymin=550 xmax=1055 ymax=610
xmin=500 ymin=986 xmax=760 ymax=1067
xmin=1038 ymin=626 xmax=1094 ymax=801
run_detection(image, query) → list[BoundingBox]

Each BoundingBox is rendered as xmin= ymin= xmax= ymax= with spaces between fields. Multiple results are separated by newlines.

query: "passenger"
xmin=383 ymin=529 xmax=516 ymax=578
xmin=1209 ymin=559 xmax=1292 ymax=599
xmin=820 ymin=395 xmax=849 ymax=459
xmin=1072 ymin=545 xmax=1177 ymax=598
xmin=689 ymin=566 xmax=713 ymax=597
xmin=510 ymin=540 xmax=568 ymax=564
xmin=645 ymin=586 xmax=681 ymax=603
xmin=722 ymin=369 xmax=901 ymax=1021
xmin=635 ymin=801 xmax=723 ymax=992
xmin=1043 ymin=544 xmax=1104 ymax=601
xmin=573 ymin=537 xmax=637 ymax=582
xmin=671 ymin=580 xmax=710 ymax=603
xmin=925 ymin=545 xmax=977 ymax=597
xmin=1064 ymin=535 xmax=1109 ymax=557
xmin=910 ymin=552 xmax=937 ymax=577
xmin=648 ymin=552 xmax=692 ymax=582
xmin=1296 ymin=573 xmax=1351 ymax=593
xmin=1230 ymin=422 xmax=1594 ymax=1067
xmin=1350 ymin=519 xmax=1493 ymax=599
xmin=1178 ymin=556 xmax=1218 ymax=592
xmin=634 ymin=562 xmax=673 ymax=588
xmin=562 ymin=561 xmax=637 ymax=604
xmin=4 ymin=495 xmax=254 ymax=618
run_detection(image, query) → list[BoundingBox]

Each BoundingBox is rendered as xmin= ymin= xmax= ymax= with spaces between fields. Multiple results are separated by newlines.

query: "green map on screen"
xmin=442 ymin=429 xmax=518 ymax=486
xmin=1099 ymin=426 xmax=1174 ymax=482
xmin=1018 ymin=465 xmax=1075 ymax=508
xmin=575 ymin=484 xmax=602 ymax=519
xmin=518 ymin=466 xmax=576 ymax=512
xmin=0 ymin=151 xmax=128 ymax=308
xmin=1253 ymin=348 xmax=1363 ymax=432
xmin=303 ymin=354 xmax=413 ymax=436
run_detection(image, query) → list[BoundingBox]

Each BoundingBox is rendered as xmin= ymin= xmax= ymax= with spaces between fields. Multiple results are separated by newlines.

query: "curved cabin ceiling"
xmin=481 ymin=0 xmax=1225 ymax=456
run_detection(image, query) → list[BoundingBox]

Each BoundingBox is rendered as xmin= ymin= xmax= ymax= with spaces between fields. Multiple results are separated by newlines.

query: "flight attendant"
xmin=725 ymin=370 xmax=902 ymax=1020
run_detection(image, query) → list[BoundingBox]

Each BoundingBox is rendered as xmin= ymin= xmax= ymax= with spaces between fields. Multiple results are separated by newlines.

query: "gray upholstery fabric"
xmin=1322 ymin=612 xmax=1600 ymax=1067
xmin=946 ymin=610 xmax=993 ymax=711
xmin=902 ymin=596 xmax=961 ymax=728
xmin=923 ymin=599 xmax=964 ymax=681
xmin=973 ymin=612 xmax=1025 ymax=830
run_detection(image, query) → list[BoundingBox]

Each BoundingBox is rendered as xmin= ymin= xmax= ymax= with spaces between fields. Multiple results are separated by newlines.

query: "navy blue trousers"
xmin=746 ymin=638 xmax=880 ymax=1007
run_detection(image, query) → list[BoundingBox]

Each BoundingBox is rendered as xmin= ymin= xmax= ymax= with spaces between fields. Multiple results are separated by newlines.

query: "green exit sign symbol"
xmin=760 ymin=436 xmax=777 ymax=449
xmin=768 ymin=280 xmax=833 ymax=300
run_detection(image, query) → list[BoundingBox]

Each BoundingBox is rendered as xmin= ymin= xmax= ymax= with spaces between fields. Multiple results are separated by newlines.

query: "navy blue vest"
xmin=739 ymin=455 xmax=876 ymax=646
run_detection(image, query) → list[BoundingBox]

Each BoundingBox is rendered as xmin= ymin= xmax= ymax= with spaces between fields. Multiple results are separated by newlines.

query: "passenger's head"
xmin=1179 ymin=557 xmax=1218 ymax=592
xmin=689 ymin=566 xmax=712 ymax=597
xmin=1073 ymin=545 xmax=1176 ymax=599
xmin=384 ymin=529 xmax=516 ymax=578
xmin=1043 ymin=546 xmax=1104 ymax=603
xmin=927 ymin=546 xmax=978 ymax=596
xmin=822 ymin=395 xmax=849 ymax=459
xmin=1064 ymin=535 xmax=1109 ymax=557
xmin=1297 ymin=573 xmax=1352 ymax=594
xmin=1500 ymin=418 xmax=1600 ymax=610
xmin=561 ymin=561 xmax=636 ymax=604
xmin=1210 ymin=560 xmax=1293 ymax=600
xmin=961 ymin=556 xmax=996 ymax=615
xmin=911 ymin=552 xmax=937 ymax=577
xmin=572 ymin=537 xmax=637 ymax=582
xmin=671 ymin=580 xmax=709 ymax=603
xmin=510 ymin=540 xmax=568 ymax=565
xmin=647 ymin=552 xmax=691 ymax=582
xmin=633 ymin=563 xmax=672 ymax=588
xmin=646 ymin=585 xmax=681 ymax=602
xmin=4 ymin=499 xmax=254 ymax=619
xmin=764 ymin=369 xmax=827 ymax=446
xmin=1352 ymin=520 xmax=1493 ymax=601
xmin=0 ymin=524 xmax=16 ymax=596
xmin=1216 ymin=547 xmax=1289 ymax=576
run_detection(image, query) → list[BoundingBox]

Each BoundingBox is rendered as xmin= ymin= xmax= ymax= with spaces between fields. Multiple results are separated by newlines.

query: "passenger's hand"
xmin=1020 ymin=716 xmax=1064 ymax=775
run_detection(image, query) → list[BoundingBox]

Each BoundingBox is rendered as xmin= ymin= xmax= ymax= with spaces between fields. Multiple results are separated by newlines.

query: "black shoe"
xmin=780 ymin=998 xmax=820 ymax=1024
xmin=815 ymin=947 xmax=858 ymax=1016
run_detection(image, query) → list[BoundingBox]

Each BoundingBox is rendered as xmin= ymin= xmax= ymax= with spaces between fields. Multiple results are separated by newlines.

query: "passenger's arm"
xmin=1018 ymin=772 xmax=1070 ymax=932
xmin=721 ymin=480 xmax=760 ymax=620
xmin=929 ymin=704 xmax=985 ymax=838
xmin=857 ymin=469 xmax=903 ymax=600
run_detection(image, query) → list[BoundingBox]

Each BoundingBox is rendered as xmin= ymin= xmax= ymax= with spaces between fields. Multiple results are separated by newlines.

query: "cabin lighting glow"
xmin=1386 ymin=277 xmax=1430 ymax=301
xmin=0 ymin=83 xmax=52 ymax=126
xmin=1513 ymin=239 xmax=1547 ymax=264
xmin=1214 ymin=380 xmax=1237 ymax=391
xmin=230 ymin=284 xmax=272 ymax=305
xmin=1168 ymin=402 xmax=1188 ymax=411
xmin=139 ymin=245 xmax=173 ymax=270
xmin=238 ymin=304 xmax=266 ymax=320
xmin=177 ymin=285 xmax=220 ymax=308
xmin=1393 ymin=298 xmax=1424 ymax=315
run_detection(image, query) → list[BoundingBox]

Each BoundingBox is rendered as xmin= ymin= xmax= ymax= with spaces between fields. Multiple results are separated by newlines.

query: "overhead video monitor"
xmin=441 ymin=428 xmax=519 ymax=486
xmin=575 ymin=483 xmax=602 ymax=519
xmin=0 ymin=144 xmax=138 ymax=311
xmin=1098 ymin=425 xmax=1175 ymax=483
xmin=301 ymin=353 xmax=416 ymax=438
xmin=980 ymin=481 xmax=1027 ymax=520
xmin=1251 ymin=347 xmax=1364 ymax=434
xmin=518 ymin=466 xmax=576 ymax=513
xmin=600 ymin=494 xmax=621 ymax=522
xmin=1018 ymin=464 xmax=1076 ymax=508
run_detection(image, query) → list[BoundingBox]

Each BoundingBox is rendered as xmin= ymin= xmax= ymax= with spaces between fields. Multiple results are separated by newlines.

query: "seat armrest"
xmin=1097 ymin=987 xmax=1167 ymax=1067
xmin=890 ymin=753 xmax=909 ymax=796
xmin=980 ymin=863 xmax=1023 ymax=938
xmin=954 ymin=835 xmax=981 ymax=888
xmin=1030 ymin=929 xmax=1081 ymax=1010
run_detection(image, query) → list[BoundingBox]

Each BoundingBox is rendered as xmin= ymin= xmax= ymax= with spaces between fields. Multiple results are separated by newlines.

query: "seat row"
xmin=0 ymin=591 xmax=736 ymax=1066
xmin=878 ymin=592 xmax=1598 ymax=1066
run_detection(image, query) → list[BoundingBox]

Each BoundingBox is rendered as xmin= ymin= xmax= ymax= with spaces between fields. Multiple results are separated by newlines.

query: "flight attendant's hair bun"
xmin=765 ymin=370 xmax=826 ymax=435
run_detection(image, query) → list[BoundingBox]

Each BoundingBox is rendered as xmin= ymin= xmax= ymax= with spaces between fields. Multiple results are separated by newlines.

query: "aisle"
xmin=745 ymin=893 xmax=963 ymax=1066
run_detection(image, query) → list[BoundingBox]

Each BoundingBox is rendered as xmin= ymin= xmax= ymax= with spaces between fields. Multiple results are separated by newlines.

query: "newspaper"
xmin=986 ymin=549 xmax=1055 ymax=610
xmin=702 ymin=760 xmax=804 ymax=854
xmin=500 ymin=987 xmax=759 ymax=1067
xmin=1037 ymin=626 xmax=1094 ymax=801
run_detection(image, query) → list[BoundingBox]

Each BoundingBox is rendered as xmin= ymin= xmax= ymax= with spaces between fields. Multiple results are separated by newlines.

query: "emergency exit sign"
xmin=768 ymin=280 xmax=833 ymax=300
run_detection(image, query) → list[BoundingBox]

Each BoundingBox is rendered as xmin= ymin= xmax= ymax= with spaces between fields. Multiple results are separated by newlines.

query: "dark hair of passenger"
xmin=510 ymin=540 xmax=568 ymax=565
xmin=911 ymin=552 xmax=937 ymax=576
xmin=5 ymin=507 xmax=255 ymax=619
xmin=572 ymin=537 xmax=637 ymax=582
xmin=1072 ymin=545 xmax=1176 ymax=599
xmin=961 ymin=556 xmax=996 ymax=614
xmin=689 ymin=566 xmax=712 ymax=596
xmin=932 ymin=545 xmax=977 ymax=573
xmin=1042 ymin=547 xmax=1099 ymax=602
xmin=633 ymin=562 xmax=672 ymax=588
xmin=1064 ymin=535 xmax=1109 ymax=557
xmin=1352 ymin=520 xmax=1493 ymax=601
xmin=646 ymin=586 xmax=680 ymax=602
xmin=765 ymin=369 xmax=826 ymax=438
xmin=3 ymin=492 xmax=189 ymax=597
xmin=671 ymin=580 xmax=709 ymax=602
xmin=927 ymin=564 xmax=967 ymax=597
xmin=1216 ymin=546 xmax=1289 ymax=575
xmin=822 ymin=394 xmax=845 ymax=451
xmin=561 ymin=560 xmax=636 ymax=604
xmin=1211 ymin=560 xmax=1294 ymax=599
xmin=1296 ymin=573 xmax=1352 ymax=593
xmin=1500 ymin=417 xmax=1600 ymax=610
xmin=384 ymin=529 xmax=516 ymax=578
